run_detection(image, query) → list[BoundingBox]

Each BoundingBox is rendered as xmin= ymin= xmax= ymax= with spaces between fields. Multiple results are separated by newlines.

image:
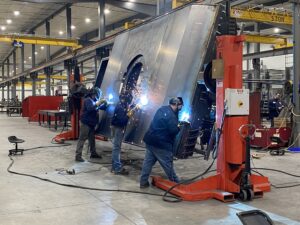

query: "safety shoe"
xmin=113 ymin=168 xmax=129 ymax=175
xmin=75 ymin=157 xmax=85 ymax=162
xmin=140 ymin=181 xmax=150 ymax=189
xmin=90 ymin=154 xmax=102 ymax=159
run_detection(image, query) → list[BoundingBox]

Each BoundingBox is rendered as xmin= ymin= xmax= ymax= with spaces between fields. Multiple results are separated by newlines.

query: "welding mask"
xmin=89 ymin=87 xmax=102 ymax=101
xmin=169 ymin=97 xmax=184 ymax=112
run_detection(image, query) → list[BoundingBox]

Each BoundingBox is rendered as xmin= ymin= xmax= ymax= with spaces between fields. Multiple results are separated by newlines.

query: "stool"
xmin=8 ymin=136 xmax=25 ymax=155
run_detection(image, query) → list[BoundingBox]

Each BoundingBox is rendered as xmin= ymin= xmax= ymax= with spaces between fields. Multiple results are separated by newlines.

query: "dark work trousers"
xmin=75 ymin=122 xmax=96 ymax=159
xmin=140 ymin=144 xmax=179 ymax=185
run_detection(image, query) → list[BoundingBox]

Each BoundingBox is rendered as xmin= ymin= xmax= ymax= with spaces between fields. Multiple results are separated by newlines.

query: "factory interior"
xmin=1 ymin=0 xmax=300 ymax=224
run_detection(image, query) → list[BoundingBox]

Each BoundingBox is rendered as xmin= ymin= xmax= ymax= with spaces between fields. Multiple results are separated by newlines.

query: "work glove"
xmin=96 ymin=99 xmax=107 ymax=107
xmin=127 ymin=109 xmax=135 ymax=118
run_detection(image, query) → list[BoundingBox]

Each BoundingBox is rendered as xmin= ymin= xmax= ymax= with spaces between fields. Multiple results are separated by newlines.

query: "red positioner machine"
xmin=152 ymin=35 xmax=271 ymax=202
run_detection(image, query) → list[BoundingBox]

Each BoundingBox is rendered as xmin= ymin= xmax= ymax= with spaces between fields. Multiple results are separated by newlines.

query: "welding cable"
xmin=252 ymin=167 xmax=300 ymax=178
xmin=6 ymin=155 xmax=179 ymax=200
xmin=23 ymin=142 xmax=72 ymax=151
xmin=251 ymin=169 xmax=300 ymax=189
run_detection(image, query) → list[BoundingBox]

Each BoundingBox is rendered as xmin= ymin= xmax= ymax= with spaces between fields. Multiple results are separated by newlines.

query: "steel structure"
xmin=231 ymin=7 xmax=292 ymax=25
xmin=96 ymin=3 xmax=220 ymax=145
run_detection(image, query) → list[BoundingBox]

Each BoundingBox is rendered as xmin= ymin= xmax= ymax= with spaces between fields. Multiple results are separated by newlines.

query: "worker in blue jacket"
xmin=140 ymin=97 xmax=183 ymax=188
xmin=268 ymin=93 xmax=284 ymax=127
xmin=75 ymin=87 xmax=107 ymax=162
xmin=111 ymin=91 xmax=136 ymax=175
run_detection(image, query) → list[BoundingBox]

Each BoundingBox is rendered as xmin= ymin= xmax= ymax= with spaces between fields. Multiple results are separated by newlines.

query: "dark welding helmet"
xmin=169 ymin=97 xmax=184 ymax=106
xmin=89 ymin=87 xmax=102 ymax=100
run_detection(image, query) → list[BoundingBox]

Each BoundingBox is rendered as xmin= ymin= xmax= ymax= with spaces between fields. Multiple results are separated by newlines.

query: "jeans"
xmin=140 ymin=144 xmax=179 ymax=185
xmin=111 ymin=126 xmax=124 ymax=172
xmin=75 ymin=122 xmax=97 ymax=158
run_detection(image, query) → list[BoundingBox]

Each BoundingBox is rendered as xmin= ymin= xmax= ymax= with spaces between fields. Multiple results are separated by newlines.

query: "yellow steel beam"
xmin=16 ymin=81 xmax=46 ymax=87
xmin=0 ymin=34 xmax=82 ymax=49
xmin=172 ymin=0 xmax=191 ymax=9
xmin=38 ymin=74 xmax=67 ymax=80
xmin=124 ymin=22 xmax=136 ymax=29
xmin=244 ymin=34 xmax=288 ymax=45
xmin=231 ymin=7 xmax=292 ymax=25
xmin=274 ymin=42 xmax=293 ymax=49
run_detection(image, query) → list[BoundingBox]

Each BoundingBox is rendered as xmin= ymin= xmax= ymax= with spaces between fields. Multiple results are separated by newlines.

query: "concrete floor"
xmin=1 ymin=114 xmax=300 ymax=225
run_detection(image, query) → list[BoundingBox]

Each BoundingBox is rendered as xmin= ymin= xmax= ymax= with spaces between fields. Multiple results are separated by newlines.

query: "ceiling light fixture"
xmin=35 ymin=52 xmax=38 ymax=55
xmin=71 ymin=25 xmax=76 ymax=30
xmin=85 ymin=18 xmax=91 ymax=23
xmin=24 ymin=61 xmax=27 ymax=64
xmin=29 ymin=56 xmax=32 ymax=59
xmin=59 ymin=30 xmax=64 ymax=35
xmin=104 ymin=9 xmax=111 ymax=14
xmin=40 ymin=46 xmax=44 ymax=50
xmin=274 ymin=28 xmax=280 ymax=33
xmin=0 ymin=26 xmax=6 ymax=31
xmin=14 ymin=11 xmax=20 ymax=16
xmin=6 ymin=19 xmax=12 ymax=24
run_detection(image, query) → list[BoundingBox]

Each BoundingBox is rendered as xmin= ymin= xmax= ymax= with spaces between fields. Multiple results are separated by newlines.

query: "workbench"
xmin=38 ymin=110 xmax=69 ymax=130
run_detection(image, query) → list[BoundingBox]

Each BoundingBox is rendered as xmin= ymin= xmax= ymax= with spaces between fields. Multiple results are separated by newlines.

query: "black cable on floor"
xmin=252 ymin=167 xmax=300 ymax=178
xmin=24 ymin=143 xmax=72 ymax=151
xmin=251 ymin=169 xmax=300 ymax=189
xmin=7 ymin=154 xmax=179 ymax=200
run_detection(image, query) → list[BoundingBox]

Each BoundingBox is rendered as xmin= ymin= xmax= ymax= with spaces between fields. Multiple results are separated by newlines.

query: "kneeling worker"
xmin=140 ymin=97 xmax=183 ymax=188
xmin=75 ymin=87 xmax=107 ymax=162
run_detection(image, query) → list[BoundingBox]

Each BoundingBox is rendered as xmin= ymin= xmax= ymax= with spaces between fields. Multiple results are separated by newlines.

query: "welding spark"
xmin=180 ymin=111 xmax=190 ymax=122
xmin=140 ymin=95 xmax=149 ymax=106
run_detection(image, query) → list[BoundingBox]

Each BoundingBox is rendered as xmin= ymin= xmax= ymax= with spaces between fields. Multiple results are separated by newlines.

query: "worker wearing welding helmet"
xmin=110 ymin=91 xmax=136 ymax=175
xmin=140 ymin=97 xmax=183 ymax=188
xmin=75 ymin=87 xmax=107 ymax=162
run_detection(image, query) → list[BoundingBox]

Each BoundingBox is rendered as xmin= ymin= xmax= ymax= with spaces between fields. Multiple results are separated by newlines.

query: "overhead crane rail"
xmin=244 ymin=34 xmax=288 ymax=45
xmin=230 ymin=7 xmax=292 ymax=25
xmin=0 ymin=34 xmax=82 ymax=49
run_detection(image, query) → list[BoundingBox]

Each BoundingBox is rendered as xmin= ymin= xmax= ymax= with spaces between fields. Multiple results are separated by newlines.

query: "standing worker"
xmin=111 ymin=91 xmax=136 ymax=175
xmin=268 ymin=93 xmax=284 ymax=127
xmin=140 ymin=97 xmax=183 ymax=188
xmin=75 ymin=87 xmax=107 ymax=162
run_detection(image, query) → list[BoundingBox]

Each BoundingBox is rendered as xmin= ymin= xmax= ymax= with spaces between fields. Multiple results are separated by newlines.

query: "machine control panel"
xmin=225 ymin=88 xmax=249 ymax=115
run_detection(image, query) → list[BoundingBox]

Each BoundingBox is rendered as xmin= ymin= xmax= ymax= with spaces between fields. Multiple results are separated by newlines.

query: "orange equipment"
xmin=152 ymin=35 xmax=271 ymax=202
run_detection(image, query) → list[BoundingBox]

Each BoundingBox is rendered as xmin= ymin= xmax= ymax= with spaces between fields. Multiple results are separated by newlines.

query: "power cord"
xmin=251 ymin=168 xmax=300 ymax=189
xmin=7 ymin=154 xmax=179 ymax=198
xmin=6 ymin=141 xmax=180 ymax=200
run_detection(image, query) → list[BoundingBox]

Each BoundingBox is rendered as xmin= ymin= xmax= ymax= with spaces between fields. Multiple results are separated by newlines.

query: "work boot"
xmin=75 ymin=157 xmax=85 ymax=162
xmin=113 ymin=167 xmax=129 ymax=175
xmin=140 ymin=181 xmax=150 ymax=189
xmin=90 ymin=153 xmax=102 ymax=159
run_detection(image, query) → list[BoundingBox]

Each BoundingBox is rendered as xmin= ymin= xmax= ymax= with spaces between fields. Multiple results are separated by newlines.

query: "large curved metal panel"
xmin=97 ymin=3 xmax=220 ymax=146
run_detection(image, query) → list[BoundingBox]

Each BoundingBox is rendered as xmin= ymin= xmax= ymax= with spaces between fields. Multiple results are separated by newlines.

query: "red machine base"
xmin=152 ymin=174 xmax=271 ymax=202
xmin=54 ymin=130 xmax=77 ymax=143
